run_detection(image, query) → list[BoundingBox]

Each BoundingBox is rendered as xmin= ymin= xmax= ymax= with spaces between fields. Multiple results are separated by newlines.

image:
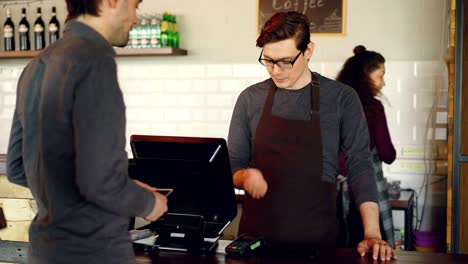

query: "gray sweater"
xmin=6 ymin=21 xmax=154 ymax=263
xmin=228 ymin=75 xmax=378 ymax=207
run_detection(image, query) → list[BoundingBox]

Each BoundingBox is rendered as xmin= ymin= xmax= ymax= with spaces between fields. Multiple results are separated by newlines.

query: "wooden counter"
xmin=2 ymin=240 xmax=468 ymax=264
xmin=0 ymin=175 xmax=34 ymax=242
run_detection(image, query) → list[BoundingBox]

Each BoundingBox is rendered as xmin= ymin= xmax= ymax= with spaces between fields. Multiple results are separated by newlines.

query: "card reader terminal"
xmin=225 ymin=233 xmax=265 ymax=257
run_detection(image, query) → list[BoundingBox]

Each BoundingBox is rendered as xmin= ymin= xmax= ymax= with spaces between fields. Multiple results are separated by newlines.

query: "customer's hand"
xmin=243 ymin=168 xmax=268 ymax=199
xmin=357 ymin=238 xmax=397 ymax=261
xmin=144 ymin=192 xmax=168 ymax=222
xmin=133 ymin=179 xmax=157 ymax=192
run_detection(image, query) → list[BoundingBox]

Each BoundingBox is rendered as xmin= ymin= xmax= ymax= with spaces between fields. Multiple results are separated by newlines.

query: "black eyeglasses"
xmin=258 ymin=50 xmax=303 ymax=70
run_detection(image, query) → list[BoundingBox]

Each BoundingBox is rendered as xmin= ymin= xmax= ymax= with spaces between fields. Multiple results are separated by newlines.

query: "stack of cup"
xmin=414 ymin=231 xmax=445 ymax=252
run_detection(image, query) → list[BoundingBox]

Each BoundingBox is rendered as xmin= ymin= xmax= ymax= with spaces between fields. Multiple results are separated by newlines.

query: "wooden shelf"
xmin=0 ymin=48 xmax=187 ymax=59
xmin=115 ymin=47 xmax=187 ymax=56
xmin=0 ymin=50 xmax=39 ymax=59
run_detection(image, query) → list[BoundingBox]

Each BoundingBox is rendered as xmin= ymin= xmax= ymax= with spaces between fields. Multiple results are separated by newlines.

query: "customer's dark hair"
xmin=256 ymin=11 xmax=310 ymax=52
xmin=65 ymin=0 xmax=103 ymax=21
xmin=336 ymin=45 xmax=385 ymax=100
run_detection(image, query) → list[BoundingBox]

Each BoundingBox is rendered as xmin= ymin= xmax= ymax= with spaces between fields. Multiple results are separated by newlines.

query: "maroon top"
xmin=365 ymin=98 xmax=396 ymax=163
xmin=340 ymin=98 xmax=395 ymax=175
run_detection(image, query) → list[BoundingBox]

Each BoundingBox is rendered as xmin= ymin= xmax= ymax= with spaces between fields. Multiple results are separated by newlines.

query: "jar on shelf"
xmin=387 ymin=180 xmax=401 ymax=199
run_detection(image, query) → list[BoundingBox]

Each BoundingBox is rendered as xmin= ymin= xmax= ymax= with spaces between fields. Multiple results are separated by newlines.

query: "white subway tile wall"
xmin=206 ymin=65 xmax=233 ymax=78
xmin=0 ymin=60 xmax=448 ymax=230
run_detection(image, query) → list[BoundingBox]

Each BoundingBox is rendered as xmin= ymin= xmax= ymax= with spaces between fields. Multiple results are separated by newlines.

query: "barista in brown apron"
xmin=238 ymin=72 xmax=339 ymax=248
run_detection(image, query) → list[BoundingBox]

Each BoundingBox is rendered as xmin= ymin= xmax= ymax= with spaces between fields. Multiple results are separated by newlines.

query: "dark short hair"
xmin=336 ymin=45 xmax=385 ymax=99
xmin=65 ymin=0 xmax=103 ymax=21
xmin=256 ymin=11 xmax=310 ymax=52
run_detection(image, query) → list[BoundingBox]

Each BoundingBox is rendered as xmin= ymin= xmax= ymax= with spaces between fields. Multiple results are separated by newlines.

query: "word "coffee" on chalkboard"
xmin=257 ymin=0 xmax=345 ymax=35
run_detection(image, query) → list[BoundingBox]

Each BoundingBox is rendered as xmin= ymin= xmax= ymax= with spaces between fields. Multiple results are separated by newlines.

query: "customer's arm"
xmin=73 ymin=56 xmax=156 ymax=218
xmin=7 ymin=110 xmax=27 ymax=187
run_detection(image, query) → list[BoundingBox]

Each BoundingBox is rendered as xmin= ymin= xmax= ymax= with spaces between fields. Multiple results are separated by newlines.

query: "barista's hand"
xmin=357 ymin=238 xmax=397 ymax=261
xmin=144 ymin=192 xmax=168 ymax=222
xmin=243 ymin=168 xmax=268 ymax=199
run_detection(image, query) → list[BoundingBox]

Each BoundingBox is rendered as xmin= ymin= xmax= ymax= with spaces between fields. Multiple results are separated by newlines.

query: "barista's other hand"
xmin=144 ymin=192 xmax=168 ymax=222
xmin=357 ymin=238 xmax=397 ymax=261
xmin=243 ymin=168 xmax=268 ymax=199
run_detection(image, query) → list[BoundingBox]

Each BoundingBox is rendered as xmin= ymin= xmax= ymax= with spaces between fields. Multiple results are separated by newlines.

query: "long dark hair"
xmin=336 ymin=45 xmax=385 ymax=103
xmin=256 ymin=11 xmax=310 ymax=52
xmin=65 ymin=0 xmax=103 ymax=21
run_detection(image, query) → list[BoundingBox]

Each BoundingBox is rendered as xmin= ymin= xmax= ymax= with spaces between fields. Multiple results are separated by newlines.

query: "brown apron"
xmin=238 ymin=72 xmax=339 ymax=247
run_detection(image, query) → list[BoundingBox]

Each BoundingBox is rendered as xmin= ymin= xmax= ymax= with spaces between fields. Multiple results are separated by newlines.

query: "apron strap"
xmin=310 ymin=72 xmax=320 ymax=115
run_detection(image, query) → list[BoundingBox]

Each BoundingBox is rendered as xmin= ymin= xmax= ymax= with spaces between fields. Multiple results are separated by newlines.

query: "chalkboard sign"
xmin=257 ymin=0 xmax=345 ymax=36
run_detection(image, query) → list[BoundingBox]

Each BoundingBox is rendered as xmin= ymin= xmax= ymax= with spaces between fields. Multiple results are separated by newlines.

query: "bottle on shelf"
xmin=149 ymin=14 xmax=161 ymax=48
xmin=173 ymin=14 xmax=179 ymax=48
xmin=19 ymin=8 xmax=30 ymax=51
xmin=3 ymin=8 xmax=15 ymax=51
xmin=167 ymin=13 xmax=174 ymax=47
xmin=128 ymin=15 xmax=142 ymax=48
xmin=139 ymin=17 xmax=150 ymax=49
xmin=34 ymin=7 xmax=46 ymax=50
xmin=48 ymin=6 xmax=60 ymax=45
xmin=160 ymin=12 xmax=168 ymax=47
xmin=128 ymin=23 xmax=138 ymax=48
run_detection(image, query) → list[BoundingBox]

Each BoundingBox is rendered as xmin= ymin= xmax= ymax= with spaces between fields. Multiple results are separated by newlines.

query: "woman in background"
xmin=337 ymin=45 xmax=397 ymax=248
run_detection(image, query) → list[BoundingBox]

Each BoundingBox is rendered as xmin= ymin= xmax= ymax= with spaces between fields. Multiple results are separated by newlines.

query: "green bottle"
xmin=167 ymin=13 xmax=174 ymax=47
xmin=160 ymin=12 xmax=168 ymax=47
xmin=173 ymin=14 xmax=179 ymax=48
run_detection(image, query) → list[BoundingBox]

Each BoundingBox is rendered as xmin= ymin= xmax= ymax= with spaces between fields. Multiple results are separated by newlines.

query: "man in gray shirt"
xmin=6 ymin=0 xmax=167 ymax=263
xmin=228 ymin=11 xmax=396 ymax=261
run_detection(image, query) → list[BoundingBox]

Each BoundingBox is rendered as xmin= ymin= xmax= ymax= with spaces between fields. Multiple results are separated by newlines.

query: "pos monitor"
xmin=128 ymin=135 xmax=237 ymax=253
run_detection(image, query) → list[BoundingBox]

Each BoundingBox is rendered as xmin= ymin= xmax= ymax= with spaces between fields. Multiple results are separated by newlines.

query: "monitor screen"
xmin=128 ymin=135 xmax=237 ymax=238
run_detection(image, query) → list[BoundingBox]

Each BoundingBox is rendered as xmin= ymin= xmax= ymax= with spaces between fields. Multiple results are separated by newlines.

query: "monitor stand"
xmin=139 ymin=214 xmax=219 ymax=255
xmin=156 ymin=230 xmax=218 ymax=254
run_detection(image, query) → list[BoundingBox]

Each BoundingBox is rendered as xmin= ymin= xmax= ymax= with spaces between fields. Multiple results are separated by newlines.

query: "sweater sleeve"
xmin=72 ymin=56 xmax=154 ymax=218
xmin=339 ymin=88 xmax=378 ymax=206
xmin=228 ymin=90 xmax=252 ymax=174
xmin=7 ymin=109 xmax=28 ymax=187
